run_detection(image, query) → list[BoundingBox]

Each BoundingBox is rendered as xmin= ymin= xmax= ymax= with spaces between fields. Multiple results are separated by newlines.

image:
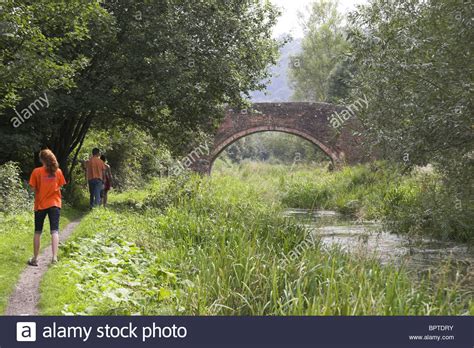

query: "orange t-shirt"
xmin=86 ymin=156 xmax=106 ymax=181
xmin=29 ymin=167 xmax=66 ymax=211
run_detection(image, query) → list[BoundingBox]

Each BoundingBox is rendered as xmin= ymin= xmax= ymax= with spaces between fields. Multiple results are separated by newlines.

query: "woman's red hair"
xmin=39 ymin=149 xmax=59 ymax=175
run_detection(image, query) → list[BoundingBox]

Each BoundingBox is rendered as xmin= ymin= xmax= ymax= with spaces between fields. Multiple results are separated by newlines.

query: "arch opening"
xmin=209 ymin=127 xmax=337 ymax=174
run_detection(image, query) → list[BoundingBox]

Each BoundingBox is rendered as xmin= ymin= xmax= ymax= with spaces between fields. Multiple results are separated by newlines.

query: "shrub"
xmin=77 ymin=127 xmax=172 ymax=191
xmin=143 ymin=172 xmax=198 ymax=212
xmin=0 ymin=162 xmax=31 ymax=213
xmin=61 ymin=181 xmax=89 ymax=210
xmin=382 ymin=174 xmax=474 ymax=242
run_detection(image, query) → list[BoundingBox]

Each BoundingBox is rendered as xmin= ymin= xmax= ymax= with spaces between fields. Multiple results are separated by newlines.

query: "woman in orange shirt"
xmin=28 ymin=149 xmax=66 ymax=266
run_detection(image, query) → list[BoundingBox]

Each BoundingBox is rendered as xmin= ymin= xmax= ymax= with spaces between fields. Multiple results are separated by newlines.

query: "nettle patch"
xmin=59 ymin=233 xmax=188 ymax=315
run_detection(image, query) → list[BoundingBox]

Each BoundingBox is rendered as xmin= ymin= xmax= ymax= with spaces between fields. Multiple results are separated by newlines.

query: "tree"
xmin=326 ymin=58 xmax=356 ymax=103
xmin=0 ymin=0 xmax=280 ymax=180
xmin=289 ymin=0 xmax=348 ymax=102
xmin=0 ymin=0 xmax=116 ymax=175
xmin=0 ymin=0 xmax=98 ymax=112
xmin=348 ymin=0 xmax=473 ymax=195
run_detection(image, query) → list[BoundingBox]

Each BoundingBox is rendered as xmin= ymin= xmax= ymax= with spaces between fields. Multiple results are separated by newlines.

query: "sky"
xmin=270 ymin=0 xmax=368 ymax=38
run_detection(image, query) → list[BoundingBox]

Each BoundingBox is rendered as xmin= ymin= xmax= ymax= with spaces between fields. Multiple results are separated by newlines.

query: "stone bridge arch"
xmin=210 ymin=126 xmax=341 ymax=168
xmin=192 ymin=102 xmax=366 ymax=174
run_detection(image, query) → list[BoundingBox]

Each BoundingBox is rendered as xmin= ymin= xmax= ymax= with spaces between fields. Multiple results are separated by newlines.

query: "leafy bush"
xmin=76 ymin=127 xmax=173 ymax=191
xmin=0 ymin=162 xmax=31 ymax=213
xmin=61 ymin=180 xmax=89 ymax=210
xmin=382 ymin=174 xmax=474 ymax=242
xmin=143 ymin=172 xmax=198 ymax=212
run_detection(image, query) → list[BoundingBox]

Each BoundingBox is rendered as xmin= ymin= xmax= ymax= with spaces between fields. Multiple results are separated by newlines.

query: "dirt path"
xmin=5 ymin=219 xmax=82 ymax=315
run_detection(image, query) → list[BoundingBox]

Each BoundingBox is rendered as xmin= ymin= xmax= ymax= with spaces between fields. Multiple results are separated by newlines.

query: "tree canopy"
xmin=0 ymin=0 xmax=280 ymax=179
xmin=348 ymin=0 xmax=473 ymax=191
xmin=289 ymin=0 xmax=348 ymax=102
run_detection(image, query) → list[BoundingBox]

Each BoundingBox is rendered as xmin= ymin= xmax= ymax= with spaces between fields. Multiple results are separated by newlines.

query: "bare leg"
xmin=51 ymin=232 xmax=59 ymax=262
xmin=33 ymin=233 xmax=41 ymax=261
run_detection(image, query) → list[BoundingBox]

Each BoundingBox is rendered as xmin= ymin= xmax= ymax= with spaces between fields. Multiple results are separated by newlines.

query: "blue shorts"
xmin=34 ymin=207 xmax=60 ymax=234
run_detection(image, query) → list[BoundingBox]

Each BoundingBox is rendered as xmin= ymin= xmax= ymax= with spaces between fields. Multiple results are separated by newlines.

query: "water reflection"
xmin=284 ymin=209 xmax=474 ymax=291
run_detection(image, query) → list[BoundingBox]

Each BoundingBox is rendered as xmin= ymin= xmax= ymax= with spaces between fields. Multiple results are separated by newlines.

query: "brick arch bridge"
xmin=191 ymin=102 xmax=367 ymax=174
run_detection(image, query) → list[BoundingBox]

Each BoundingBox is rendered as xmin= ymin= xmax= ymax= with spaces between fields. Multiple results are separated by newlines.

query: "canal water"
xmin=284 ymin=209 xmax=474 ymax=292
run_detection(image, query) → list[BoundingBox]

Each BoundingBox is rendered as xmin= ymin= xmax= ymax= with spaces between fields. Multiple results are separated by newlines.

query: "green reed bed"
xmin=216 ymin=161 xmax=473 ymax=242
xmin=39 ymin=174 xmax=472 ymax=316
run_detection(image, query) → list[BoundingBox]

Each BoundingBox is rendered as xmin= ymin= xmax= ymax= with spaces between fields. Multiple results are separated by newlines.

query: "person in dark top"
xmin=100 ymin=155 xmax=112 ymax=207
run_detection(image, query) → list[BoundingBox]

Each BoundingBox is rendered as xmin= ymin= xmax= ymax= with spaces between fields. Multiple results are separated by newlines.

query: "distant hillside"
xmin=250 ymin=38 xmax=302 ymax=102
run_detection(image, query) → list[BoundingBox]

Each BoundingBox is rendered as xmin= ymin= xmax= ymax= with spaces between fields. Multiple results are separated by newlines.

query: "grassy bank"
xmin=0 ymin=205 xmax=83 ymax=314
xmin=39 ymin=174 xmax=472 ymax=315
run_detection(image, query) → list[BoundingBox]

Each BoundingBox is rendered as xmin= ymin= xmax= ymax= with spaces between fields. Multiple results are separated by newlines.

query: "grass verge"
xmin=0 ymin=205 xmax=83 ymax=314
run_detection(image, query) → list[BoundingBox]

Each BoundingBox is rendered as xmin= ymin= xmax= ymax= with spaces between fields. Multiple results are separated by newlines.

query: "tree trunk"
xmin=48 ymin=112 xmax=93 ymax=182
